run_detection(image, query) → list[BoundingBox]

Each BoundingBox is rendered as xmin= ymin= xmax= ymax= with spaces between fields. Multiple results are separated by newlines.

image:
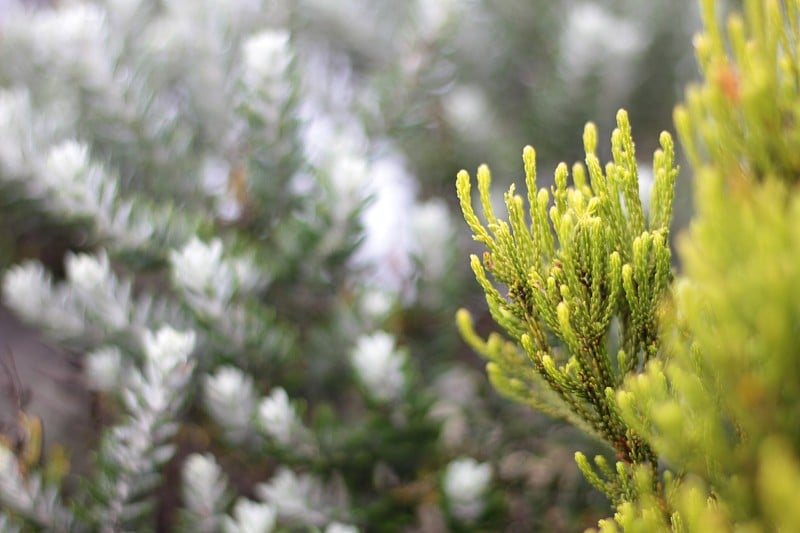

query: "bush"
xmin=0 ymin=0 xmax=613 ymax=530
xmin=457 ymin=0 xmax=800 ymax=530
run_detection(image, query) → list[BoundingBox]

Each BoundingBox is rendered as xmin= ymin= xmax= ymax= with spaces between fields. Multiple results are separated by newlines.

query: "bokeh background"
xmin=0 ymin=0 xmax=701 ymax=531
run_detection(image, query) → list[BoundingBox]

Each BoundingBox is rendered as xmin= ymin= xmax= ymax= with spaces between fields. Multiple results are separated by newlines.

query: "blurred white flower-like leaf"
xmin=141 ymin=326 xmax=195 ymax=373
xmin=182 ymin=453 xmax=229 ymax=520
xmin=351 ymin=331 xmax=407 ymax=403
xmin=443 ymin=457 xmax=492 ymax=523
xmin=205 ymin=366 xmax=257 ymax=444
xmin=85 ymin=346 xmax=123 ymax=391
xmin=223 ymin=497 xmax=277 ymax=533
xmin=255 ymin=467 xmax=331 ymax=526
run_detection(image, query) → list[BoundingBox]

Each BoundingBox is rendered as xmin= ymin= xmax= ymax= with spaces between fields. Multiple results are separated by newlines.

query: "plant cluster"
xmin=0 ymin=0 xmax=750 ymax=531
xmin=457 ymin=0 xmax=800 ymax=531
xmin=0 ymin=1 xmax=496 ymax=531
xmin=457 ymin=108 xmax=677 ymax=507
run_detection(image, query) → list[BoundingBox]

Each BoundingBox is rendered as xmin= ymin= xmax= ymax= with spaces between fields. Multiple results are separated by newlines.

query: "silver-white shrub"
xmin=0 ymin=0 xmax=478 ymax=531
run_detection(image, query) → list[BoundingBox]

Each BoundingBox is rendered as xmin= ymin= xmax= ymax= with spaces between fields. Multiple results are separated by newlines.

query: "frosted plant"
xmin=441 ymin=85 xmax=496 ymax=143
xmin=91 ymin=326 xmax=196 ymax=530
xmin=560 ymin=4 xmax=646 ymax=87
xmin=357 ymin=287 xmax=396 ymax=325
xmin=204 ymin=366 xmax=257 ymax=445
xmin=3 ymin=251 xmax=179 ymax=348
xmin=409 ymin=199 xmax=455 ymax=282
xmin=0 ymin=0 xmax=459 ymax=528
xmin=67 ymin=252 xmax=133 ymax=332
xmin=181 ymin=453 xmax=231 ymax=533
xmin=239 ymin=30 xmax=294 ymax=122
xmin=350 ymin=331 xmax=407 ymax=403
xmin=0 ymin=0 xmax=698 ymax=530
xmin=222 ymin=498 xmax=277 ymax=533
xmin=414 ymin=0 xmax=462 ymax=38
xmin=2 ymin=261 xmax=84 ymax=338
xmin=0 ymin=445 xmax=72 ymax=530
xmin=84 ymin=346 xmax=124 ymax=391
xmin=0 ymin=90 xmax=37 ymax=179
xmin=170 ymin=238 xmax=235 ymax=304
xmin=255 ymin=467 xmax=343 ymax=527
xmin=0 ymin=513 xmax=21 ymax=533
xmin=257 ymin=387 xmax=296 ymax=445
xmin=442 ymin=457 xmax=493 ymax=523
xmin=428 ymin=366 xmax=479 ymax=450
xmin=257 ymin=387 xmax=316 ymax=455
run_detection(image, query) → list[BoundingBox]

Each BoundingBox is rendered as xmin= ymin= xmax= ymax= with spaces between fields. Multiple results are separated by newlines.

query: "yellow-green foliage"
xmin=458 ymin=0 xmax=800 ymax=530
xmin=616 ymin=179 xmax=800 ymax=529
xmin=456 ymin=110 xmax=677 ymax=504
xmin=612 ymin=1 xmax=800 ymax=530
xmin=676 ymin=0 xmax=800 ymax=186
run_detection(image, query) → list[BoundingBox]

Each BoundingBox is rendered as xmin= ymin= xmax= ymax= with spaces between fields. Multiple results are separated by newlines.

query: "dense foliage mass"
xmin=2 ymin=0 xmax=763 ymax=531
xmin=0 ymin=1 xmax=479 ymax=531
xmin=0 ymin=0 xmax=670 ymax=530
xmin=458 ymin=0 xmax=800 ymax=530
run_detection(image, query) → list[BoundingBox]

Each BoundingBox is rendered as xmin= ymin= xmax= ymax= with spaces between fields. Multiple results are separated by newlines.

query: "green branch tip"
xmin=658 ymin=131 xmax=672 ymax=150
xmin=615 ymin=108 xmax=629 ymax=128
xmin=455 ymin=107 xmax=676 ymax=521
xmin=522 ymin=145 xmax=536 ymax=169
xmin=584 ymin=122 xmax=598 ymax=154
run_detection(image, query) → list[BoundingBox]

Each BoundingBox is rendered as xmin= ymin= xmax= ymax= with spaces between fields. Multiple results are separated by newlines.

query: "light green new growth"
xmin=600 ymin=0 xmax=800 ymax=531
xmin=675 ymin=0 xmax=800 ymax=186
xmin=456 ymin=109 xmax=678 ymax=504
xmin=456 ymin=0 xmax=800 ymax=530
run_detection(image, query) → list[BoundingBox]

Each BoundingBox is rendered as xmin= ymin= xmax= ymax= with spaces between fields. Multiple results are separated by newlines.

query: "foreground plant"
xmin=457 ymin=108 xmax=677 ymax=507
xmin=458 ymin=0 xmax=800 ymax=531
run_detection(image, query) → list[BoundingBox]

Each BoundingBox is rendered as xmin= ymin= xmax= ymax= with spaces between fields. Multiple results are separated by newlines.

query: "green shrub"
xmin=457 ymin=0 xmax=800 ymax=530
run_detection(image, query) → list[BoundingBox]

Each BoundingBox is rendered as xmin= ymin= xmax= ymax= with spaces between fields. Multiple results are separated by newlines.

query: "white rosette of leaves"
xmin=3 ymin=251 xmax=180 ymax=350
xmin=181 ymin=453 xmax=232 ymax=533
xmin=90 ymin=326 xmax=196 ymax=531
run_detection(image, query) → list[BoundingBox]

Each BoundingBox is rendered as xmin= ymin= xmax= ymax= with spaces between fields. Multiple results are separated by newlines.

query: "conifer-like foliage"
xmin=456 ymin=110 xmax=677 ymax=506
xmin=610 ymin=0 xmax=800 ymax=530
xmin=458 ymin=0 xmax=800 ymax=531
xmin=0 ymin=2 xmax=487 ymax=531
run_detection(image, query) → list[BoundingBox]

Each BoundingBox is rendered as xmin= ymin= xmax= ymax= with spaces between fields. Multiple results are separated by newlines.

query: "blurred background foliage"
xmin=0 ymin=0 xmax=700 ymax=531
xmin=311 ymin=0 xmax=699 ymax=193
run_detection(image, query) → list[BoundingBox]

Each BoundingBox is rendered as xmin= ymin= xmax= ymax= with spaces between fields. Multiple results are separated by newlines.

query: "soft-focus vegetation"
xmin=0 ymin=0 xmax=700 ymax=531
xmin=458 ymin=0 xmax=800 ymax=530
